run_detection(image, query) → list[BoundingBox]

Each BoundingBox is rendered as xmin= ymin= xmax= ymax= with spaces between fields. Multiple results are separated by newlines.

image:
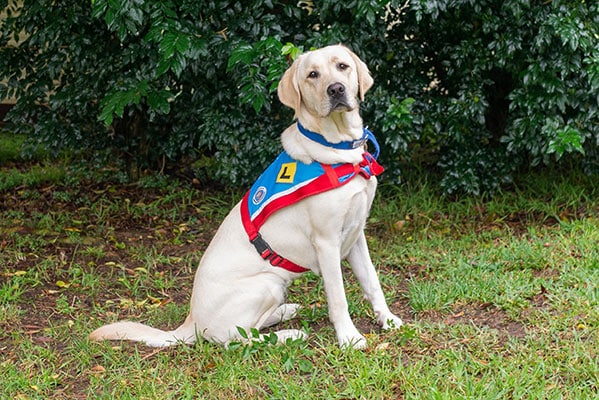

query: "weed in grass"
xmin=408 ymin=279 xmax=456 ymax=313
xmin=0 ymin=272 xmax=31 ymax=304
xmin=0 ymin=281 xmax=21 ymax=305
xmin=81 ymin=244 xmax=107 ymax=260
xmin=63 ymin=264 xmax=103 ymax=294
xmin=55 ymin=294 xmax=76 ymax=315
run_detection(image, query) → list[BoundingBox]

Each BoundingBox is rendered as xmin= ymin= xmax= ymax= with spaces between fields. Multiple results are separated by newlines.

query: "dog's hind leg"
xmin=272 ymin=329 xmax=307 ymax=343
xmin=232 ymin=329 xmax=306 ymax=346
xmin=260 ymin=303 xmax=301 ymax=328
xmin=261 ymin=304 xmax=306 ymax=344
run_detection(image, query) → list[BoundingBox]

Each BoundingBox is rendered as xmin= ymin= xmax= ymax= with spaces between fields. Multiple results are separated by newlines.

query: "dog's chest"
xmin=257 ymin=175 xmax=376 ymax=270
xmin=338 ymin=178 xmax=376 ymax=255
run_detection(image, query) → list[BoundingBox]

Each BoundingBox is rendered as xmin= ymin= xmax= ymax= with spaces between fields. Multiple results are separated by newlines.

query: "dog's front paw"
xmin=380 ymin=314 xmax=403 ymax=330
xmin=338 ymin=333 xmax=367 ymax=349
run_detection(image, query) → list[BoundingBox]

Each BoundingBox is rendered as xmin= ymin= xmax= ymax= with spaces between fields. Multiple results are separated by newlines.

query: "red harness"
xmin=240 ymin=153 xmax=384 ymax=273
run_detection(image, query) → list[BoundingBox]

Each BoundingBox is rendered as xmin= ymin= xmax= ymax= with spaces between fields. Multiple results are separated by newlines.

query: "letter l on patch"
xmin=276 ymin=162 xmax=297 ymax=183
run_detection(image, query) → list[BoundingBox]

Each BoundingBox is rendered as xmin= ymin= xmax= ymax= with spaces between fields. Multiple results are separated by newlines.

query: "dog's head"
xmin=278 ymin=45 xmax=373 ymax=119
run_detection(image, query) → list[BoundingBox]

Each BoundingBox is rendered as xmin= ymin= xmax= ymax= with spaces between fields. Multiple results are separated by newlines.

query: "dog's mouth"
xmin=328 ymin=99 xmax=354 ymax=114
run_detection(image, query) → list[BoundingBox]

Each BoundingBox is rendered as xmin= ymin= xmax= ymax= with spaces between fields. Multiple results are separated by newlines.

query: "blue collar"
xmin=296 ymin=121 xmax=381 ymax=159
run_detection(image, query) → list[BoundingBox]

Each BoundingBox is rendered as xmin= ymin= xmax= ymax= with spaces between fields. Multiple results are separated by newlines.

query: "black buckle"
xmin=251 ymin=233 xmax=286 ymax=267
xmin=250 ymin=233 xmax=272 ymax=258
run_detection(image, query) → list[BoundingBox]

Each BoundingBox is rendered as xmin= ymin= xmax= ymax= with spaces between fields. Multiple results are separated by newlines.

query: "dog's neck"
xmin=281 ymin=110 xmax=366 ymax=165
xmin=298 ymin=108 xmax=364 ymax=142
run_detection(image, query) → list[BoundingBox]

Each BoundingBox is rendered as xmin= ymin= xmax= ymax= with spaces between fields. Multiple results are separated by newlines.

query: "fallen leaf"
xmin=90 ymin=365 xmax=106 ymax=374
xmin=375 ymin=342 xmax=391 ymax=351
xmin=393 ymin=220 xmax=406 ymax=231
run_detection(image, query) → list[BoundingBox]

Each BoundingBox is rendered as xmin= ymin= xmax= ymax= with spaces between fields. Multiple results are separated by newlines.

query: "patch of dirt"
xmin=282 ymin=262 xmax=531 ymax=346
xmin=416 ymin=303 xmax=527 ymax=341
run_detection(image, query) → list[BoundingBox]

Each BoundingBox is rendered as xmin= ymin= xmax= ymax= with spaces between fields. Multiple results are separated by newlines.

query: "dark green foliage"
xmin=1 ymin=0 xmax=597 ymax=193
xmin=389 ymin=0 xmax=599 ymax=194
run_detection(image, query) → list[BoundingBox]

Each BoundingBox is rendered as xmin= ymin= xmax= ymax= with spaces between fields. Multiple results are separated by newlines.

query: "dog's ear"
xmin=277 ymin=57 xmax=302 ymax=116
xmin=346 ymin=48 xmax=374 ymax=101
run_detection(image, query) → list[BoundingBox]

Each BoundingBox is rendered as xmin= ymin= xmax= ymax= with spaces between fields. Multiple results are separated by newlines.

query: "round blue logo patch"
xmin=252 ymin=186 xmax=267 ymax=205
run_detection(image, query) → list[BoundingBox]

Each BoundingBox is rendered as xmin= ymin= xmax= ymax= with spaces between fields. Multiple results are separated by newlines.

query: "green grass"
xmin=1 ymin=145 xmax=599 ymax=399
xmin=0 ymin=131 xmax=26 ymax=162
xmin=0 ymin=131 xmax=66 ymax=191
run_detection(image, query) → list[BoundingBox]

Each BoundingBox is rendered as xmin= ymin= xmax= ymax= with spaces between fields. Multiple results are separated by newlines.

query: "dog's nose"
xmin=327 ymin=83 xmax=346 ymax=99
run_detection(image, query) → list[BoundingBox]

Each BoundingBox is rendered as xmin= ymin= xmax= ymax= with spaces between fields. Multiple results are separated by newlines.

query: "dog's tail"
xmin=89 ymin=320 xmax=198 ymax=348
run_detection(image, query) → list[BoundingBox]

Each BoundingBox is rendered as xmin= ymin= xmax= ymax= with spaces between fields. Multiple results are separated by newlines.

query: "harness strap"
xmin=240 ymin=152 xmax=384 ymax=274
xmin=241 ymin=191 xmax=310 ymax=273
xmin=322 ymin=164 xmax=341 ymax=188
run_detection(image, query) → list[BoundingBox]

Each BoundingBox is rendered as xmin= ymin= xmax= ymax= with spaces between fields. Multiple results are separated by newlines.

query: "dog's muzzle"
xmin=327 ymin=82 xmax=352 ymax=112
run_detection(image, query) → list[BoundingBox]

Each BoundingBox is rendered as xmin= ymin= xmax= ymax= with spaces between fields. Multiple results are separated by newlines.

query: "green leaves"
xmin=227 ymin=39 xmax=295 ymax=114
xmin=392 ymin=0 xmax=599 ymax=194
xmin=98 ymin=81 xmax=173 ymax=126
xmin=98 ymin=81 xmax=148 ymax=126
xmin=92 ymin=0 xmax=147 ymax=41
xmin=159 ymin=31 xmax=190 ymax=60
xmin=145 ymin=6 xmax=196 ymax=78
xmin=384 ymin=97 xmax=415 ymax=132
xmin=548 ymin=125 xmax=586 ymax=159
xmin=2 ymin=0 xmax=598 ymax=191
xmin=281 ymin=42 xmax=303 ymax=61
xmin=146 ymin=90 xmax=172 ymax=116
xmin=90 ymin=1 xmax=200 ymax=131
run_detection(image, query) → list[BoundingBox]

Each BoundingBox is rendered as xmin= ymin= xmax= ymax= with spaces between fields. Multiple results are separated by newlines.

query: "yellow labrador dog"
xmin=90 ymin=45 xmax=402 ymax=349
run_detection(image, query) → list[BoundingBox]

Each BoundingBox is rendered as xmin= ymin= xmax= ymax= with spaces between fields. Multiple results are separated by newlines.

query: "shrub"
xmin=401 ymin=0 xmax=599 ymax=194
xmin=1 ymin=0 xmax=597 ymax=193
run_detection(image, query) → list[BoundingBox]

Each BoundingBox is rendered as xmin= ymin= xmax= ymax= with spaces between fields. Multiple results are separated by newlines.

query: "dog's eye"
xmin=308 ymin=71 xmax=319 ymax=79
xmin=337 ymin=63 xmax=349 ymax=71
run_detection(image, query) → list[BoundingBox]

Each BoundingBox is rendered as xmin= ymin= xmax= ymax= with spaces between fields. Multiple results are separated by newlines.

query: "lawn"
xmin=1 ymin=132 xmax=598 ymax=399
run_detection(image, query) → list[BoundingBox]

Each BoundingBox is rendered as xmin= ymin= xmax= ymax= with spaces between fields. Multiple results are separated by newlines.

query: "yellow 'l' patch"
xmin=276 ymin=162 xmax=297 ymax=183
